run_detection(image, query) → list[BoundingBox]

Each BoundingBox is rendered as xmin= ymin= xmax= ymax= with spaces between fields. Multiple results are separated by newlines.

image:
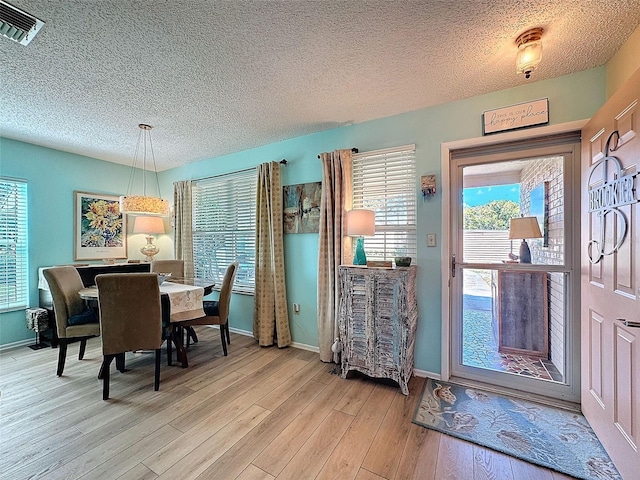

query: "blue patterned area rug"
xmin=413 ymin=378 xmax=621 ymax=480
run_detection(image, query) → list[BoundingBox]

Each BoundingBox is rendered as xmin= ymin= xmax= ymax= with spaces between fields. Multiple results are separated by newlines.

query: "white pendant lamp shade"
xmin=120 ymin=195 xmax=169 ymax=216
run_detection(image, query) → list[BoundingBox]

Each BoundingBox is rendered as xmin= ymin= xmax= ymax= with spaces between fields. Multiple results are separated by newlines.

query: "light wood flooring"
xmin=0 ymin=328 xmax=576 ymax=480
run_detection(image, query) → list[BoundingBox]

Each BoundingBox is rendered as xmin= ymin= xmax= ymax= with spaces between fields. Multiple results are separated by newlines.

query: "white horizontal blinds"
xmin=192 ymin=169 xmax=257 ymax=294
xmin=0 ymin=178 xmax=28 ymax=312
xmin=352 ymin=145 xmax=417 ymax=261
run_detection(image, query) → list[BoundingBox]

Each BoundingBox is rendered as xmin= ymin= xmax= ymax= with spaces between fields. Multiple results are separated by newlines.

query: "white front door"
xmin=581 ymin=68 xmax=640 ymax=479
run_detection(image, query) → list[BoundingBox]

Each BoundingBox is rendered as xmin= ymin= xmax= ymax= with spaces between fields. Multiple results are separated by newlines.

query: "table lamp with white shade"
xmin=133 ymin=216 xmax=165 ymax=261
xmin=347 ymin=209 xmax=375 ymax=265
xmin=508 ymin=216 xmax=543 ymax=263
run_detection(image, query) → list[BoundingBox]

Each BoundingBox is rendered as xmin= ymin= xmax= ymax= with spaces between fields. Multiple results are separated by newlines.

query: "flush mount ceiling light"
xmin=0 ymin=0 xmax=44 ymax=45
xmin=515 ymin=27 xmax=543 ymax=79
xmin=119 ymin=124 xmax=170 ymax=216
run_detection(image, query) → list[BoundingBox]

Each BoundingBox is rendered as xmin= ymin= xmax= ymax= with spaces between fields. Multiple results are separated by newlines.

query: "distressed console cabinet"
xmin=338 ymin=265 xmax=418 ymax=395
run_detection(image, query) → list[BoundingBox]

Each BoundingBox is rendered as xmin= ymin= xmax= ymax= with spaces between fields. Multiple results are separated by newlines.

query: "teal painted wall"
xmin=0 ymin=141 xmax=138 ymax=344
xmin=161 ymin=67 xmax=607 ymax=372
xmin=1 ymin=67 xmax=606 ymax=374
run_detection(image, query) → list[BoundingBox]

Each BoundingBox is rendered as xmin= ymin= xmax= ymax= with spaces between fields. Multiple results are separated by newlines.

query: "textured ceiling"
xmin=1 ymin=0 xmax=639 ymax=171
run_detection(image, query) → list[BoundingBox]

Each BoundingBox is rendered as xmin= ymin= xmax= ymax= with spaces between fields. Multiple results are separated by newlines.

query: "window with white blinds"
xmin=192 ymin=169 xmax=257 ymax=294
xmin=0 ymin=178 xmax=28 ymax=312
xmin=352 ymin=145 xmax=417 ymax=261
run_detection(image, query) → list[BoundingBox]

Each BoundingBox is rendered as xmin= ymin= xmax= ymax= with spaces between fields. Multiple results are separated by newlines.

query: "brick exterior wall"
xmin=520 ymin=156 xmax=565 ymax=378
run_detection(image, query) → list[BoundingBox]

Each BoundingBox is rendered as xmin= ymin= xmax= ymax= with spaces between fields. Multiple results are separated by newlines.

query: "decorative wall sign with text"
xmin=483 ymin=98 xmax=549 ymax=135
xmin=587 ymin=131 xmax=638 ymax=264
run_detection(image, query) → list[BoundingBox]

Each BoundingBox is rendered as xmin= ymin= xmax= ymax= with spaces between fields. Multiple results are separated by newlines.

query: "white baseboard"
xmin=220 ymin=326 xmax=320 ymax=353
xmin=413 ymin=369 xmax=441 ymax=379
xmin=226 ymin=325 xmax=253 ymax=337
xmin=290 ymin=342 xmax=319 ymax=353
xmin=0 ymin=338 xmax=35 ymax=352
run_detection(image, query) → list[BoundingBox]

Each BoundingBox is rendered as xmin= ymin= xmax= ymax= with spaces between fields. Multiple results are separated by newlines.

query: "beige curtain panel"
xmin=317 ymin=149 xmax=353 ymax=363
xmin=173 ymin=180 xmax=194 ymax=278
xmin=253 ymin=161 xmax=291 ymax=348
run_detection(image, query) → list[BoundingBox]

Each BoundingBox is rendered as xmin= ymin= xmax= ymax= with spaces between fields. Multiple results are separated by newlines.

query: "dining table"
xmin=79 ymin=276 xmax=216 ymax=368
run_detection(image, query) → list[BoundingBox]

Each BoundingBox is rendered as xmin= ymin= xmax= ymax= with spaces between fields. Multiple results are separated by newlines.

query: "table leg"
xmin=171 ymin=325 xmax=189 ymax=368
xmin=162 ymin=295 xmax=181 ymax=367
xmin=165 ymin=327 xmax=173 ymax=366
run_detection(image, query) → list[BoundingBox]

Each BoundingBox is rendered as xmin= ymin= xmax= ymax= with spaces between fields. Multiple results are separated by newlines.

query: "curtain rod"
xmin=317 ymin=148 xmax=358 ymax=159
xmin=192 ymin=159 xmax=287 ymax=182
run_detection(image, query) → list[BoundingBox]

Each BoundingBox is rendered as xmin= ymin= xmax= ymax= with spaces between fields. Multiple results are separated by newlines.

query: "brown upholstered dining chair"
xmin=95 ymin=273 xmax=163 ymax=400
xmin=150 ymin=259 xmax=184 ymax=277
xmin=43 ymin=266 xmax=101 ymax=376
xmin=173 ymin=261 xmax=238 ymax=357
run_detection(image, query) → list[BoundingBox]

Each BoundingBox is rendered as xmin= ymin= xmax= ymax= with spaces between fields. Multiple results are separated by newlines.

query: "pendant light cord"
xmin=124 ymin=124 xmax=163 ymax=199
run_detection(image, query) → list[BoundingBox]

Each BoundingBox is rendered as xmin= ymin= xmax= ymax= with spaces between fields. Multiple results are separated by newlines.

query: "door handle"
xmin=451 ymin=254 xmax=456 ymax=278
xmin=617 ymin=318 xmax=640 ymax=328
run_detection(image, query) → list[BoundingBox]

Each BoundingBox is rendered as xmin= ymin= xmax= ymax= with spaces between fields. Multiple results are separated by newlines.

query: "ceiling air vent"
xmin=0 ymin=0 xmax=44 ymax=45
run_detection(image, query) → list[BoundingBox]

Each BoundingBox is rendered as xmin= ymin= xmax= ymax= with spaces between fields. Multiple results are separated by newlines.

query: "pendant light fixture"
xmin=119 ymin=124 xmax=169 ymax=216
xmin=515 ymin=27 xmax=543 ymax=79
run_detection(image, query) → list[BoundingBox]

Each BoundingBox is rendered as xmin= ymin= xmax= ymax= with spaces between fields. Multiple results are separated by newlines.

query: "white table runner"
xmin=160 ymin=281 xmax=205 ymax=322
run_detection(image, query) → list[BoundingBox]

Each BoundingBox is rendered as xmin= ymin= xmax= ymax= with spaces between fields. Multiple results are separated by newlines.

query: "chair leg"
xmin=57 ymin=340 xmax=68 ymax=376
xmin=78 ymin=338 xmax=87 ymax=360
xmin=116 ymin=352 xmax=126 ymax=372
xmin=185 ymin=326 xmax=198 ymax=348
xmin=102 ymin=355 xmax=115 ymax=400
xmin=189 ymin=327 xmax=199 ymax=344
xmin=154 ymin=349 xmax=161 ymax=391
xmin=219 ymin=326 xmax=228 ymax=356
xmin=225 ymin=321 xmax=230 ymax=345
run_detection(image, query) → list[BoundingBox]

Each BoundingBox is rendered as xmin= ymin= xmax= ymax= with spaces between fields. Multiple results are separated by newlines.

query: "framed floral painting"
xmin=74 ymin=191 xmax=127 ymax=260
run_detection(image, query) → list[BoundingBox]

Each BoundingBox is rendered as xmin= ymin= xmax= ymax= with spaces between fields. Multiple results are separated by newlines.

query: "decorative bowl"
xmin=394 ymin=256 xmax=412 ymax=267
xmin=157 ymin=272 xmax=172 ymax=285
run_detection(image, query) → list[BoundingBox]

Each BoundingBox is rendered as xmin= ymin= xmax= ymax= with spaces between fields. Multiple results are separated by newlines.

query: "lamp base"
xmin=140 ymin=235 xmax=160 ymax=262
xmin=519 ymin=239 xmax=532 ymax=263
xmin=353 ymin=236 xmax=367 ymax=265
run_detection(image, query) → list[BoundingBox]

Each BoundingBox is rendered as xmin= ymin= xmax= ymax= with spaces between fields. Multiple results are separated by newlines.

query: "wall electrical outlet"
xmin=427 ymin=233 xmax=437 ymax=247
xmin=293 ymin=303 xmax=300 ymax=314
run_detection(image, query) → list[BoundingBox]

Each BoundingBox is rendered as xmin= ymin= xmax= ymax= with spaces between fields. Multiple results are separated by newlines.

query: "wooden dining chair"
xmin=173 ymin=261 xmax=238 ymax=357
xmin=43 ymin=266 xmax=101 ymax=376
xmin=95 ymin=273 xmax=163 ymax=400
